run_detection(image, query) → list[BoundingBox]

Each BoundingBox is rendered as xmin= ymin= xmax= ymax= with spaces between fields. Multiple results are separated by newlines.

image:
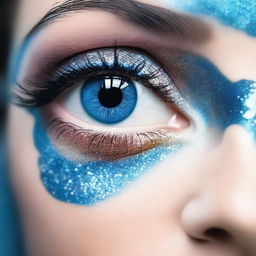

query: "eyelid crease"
xmin=48 ymin=118 xmax=188 ymax=161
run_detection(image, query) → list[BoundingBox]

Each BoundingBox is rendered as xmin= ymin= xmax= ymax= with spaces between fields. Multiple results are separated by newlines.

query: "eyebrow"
xmin=25 ymin=0 xmax=211 ymax=43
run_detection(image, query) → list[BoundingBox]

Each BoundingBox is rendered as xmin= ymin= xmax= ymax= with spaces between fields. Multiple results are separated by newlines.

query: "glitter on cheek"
xmin=33 ymin=113 xmax=182 ymax=206
xmin=169 ymin=0 xmax=256 ymax=37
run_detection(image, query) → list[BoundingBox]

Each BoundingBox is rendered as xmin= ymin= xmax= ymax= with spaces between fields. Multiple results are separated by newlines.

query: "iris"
xmin=81 ymin=76 xmax=137 ymax=124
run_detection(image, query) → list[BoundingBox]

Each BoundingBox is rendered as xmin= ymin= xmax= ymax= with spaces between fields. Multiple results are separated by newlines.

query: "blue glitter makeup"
xmin=169 ymin=0 xmax=256 ymax=37
xmin=32 ymin=51 xmax=256 ymax=206
xmin=16 ymin=47 xmax=187 ymax=206
xmin=33 ymin=113 xmax=181 ymax=205
xmin=180 ymin=54 xmax=256 ymax=135
xmin=10 ymin=0 xmax=256 ymax=211
xmin=9 ymin=35 xmax=36 ymax=87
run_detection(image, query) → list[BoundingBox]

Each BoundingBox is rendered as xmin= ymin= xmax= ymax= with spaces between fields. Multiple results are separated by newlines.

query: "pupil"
xmin=98 ymin=87 xmax=123 ymax=108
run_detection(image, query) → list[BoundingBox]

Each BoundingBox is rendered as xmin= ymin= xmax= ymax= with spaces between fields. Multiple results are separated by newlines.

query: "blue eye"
xmin=81 ymin=76 xmax=137 ymax=124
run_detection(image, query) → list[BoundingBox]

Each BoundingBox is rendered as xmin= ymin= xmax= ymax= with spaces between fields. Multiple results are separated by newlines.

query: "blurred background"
xmin=0 ymin=0 xmax=24 ymax=255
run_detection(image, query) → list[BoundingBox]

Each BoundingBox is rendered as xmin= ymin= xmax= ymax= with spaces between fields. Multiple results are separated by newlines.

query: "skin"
xmin=7 ymin=0 xmax=256 ymax=255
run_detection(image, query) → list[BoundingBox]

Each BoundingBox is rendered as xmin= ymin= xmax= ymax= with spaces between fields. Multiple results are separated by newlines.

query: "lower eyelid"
xmin=47 ymin=118 xmax=188 ymax=161
xmin=41 ymin=94 xmax=192 ymax=160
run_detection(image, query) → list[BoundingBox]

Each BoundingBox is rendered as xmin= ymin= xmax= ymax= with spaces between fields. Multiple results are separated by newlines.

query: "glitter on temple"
xmin=169 ymin=0 xmax=256 ymax=37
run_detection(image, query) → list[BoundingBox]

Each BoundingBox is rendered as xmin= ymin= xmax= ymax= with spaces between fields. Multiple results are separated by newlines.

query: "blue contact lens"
xmin=81 ymin=76 xmax=137 ymax=124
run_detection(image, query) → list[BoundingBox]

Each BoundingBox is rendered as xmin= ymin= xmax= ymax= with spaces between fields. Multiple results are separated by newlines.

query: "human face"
xmin=8 ymin=0 xmax=256 ymax=255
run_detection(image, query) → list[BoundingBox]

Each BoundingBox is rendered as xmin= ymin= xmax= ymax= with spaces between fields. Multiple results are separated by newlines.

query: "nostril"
xmin=204 ymin=228 xmax=230 ymax=242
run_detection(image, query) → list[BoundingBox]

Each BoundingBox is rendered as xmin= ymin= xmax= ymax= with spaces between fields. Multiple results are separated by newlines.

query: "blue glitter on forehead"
xmin=33 ymin=113 xmax=181 ymax=205
xmin=169 ymin=0 xmax=256 ymax=37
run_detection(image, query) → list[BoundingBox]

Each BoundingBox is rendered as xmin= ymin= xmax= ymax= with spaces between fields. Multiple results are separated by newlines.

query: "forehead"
xmin=167 ymin=0 xmax=256 ymax=37
xmin=18 ymin=0 xmax=255 ymax=36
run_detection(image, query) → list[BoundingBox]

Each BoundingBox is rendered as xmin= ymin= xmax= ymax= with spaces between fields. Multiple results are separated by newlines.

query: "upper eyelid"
xmin=55 ymin=47 xmax=166 ymax=85
xmin=56 ymin=45 xmax=163 ymax=73
xmin=12 ymin=0 xmax=212 ymax=85
xmin=13 ymin=47 xmax=184 ymax=108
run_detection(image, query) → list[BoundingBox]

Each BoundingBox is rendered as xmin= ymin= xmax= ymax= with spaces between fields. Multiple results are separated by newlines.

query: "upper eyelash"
xmin=12 ymin=47 xmax=183 ymax=109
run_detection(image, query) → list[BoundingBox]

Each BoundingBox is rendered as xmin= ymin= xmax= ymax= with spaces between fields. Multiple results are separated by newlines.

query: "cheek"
xmin=7 ymin=106 xmax=197 ymax=255
xmin=8 ymin=105 xmax=213 ymax=255
xmin=7 ymin=106 xmax=191 ymax=209
xmin=33 ymin=110 xmax=183 ymax=206
xmin=8 ymin=106 xmax=40 ymax=201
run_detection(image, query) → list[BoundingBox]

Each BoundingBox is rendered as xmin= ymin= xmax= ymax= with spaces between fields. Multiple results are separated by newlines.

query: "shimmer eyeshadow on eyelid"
xmin=13 ymin=47 xmax=184 ymax=109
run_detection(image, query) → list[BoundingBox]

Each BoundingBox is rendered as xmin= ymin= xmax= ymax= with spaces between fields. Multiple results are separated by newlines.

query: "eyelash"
xmin=13 ymin=47 xmax=183 ymax=109
xmin=47 ymin=118 xmax=185 ymax=160
xmin=15 ymin=46 xmax=188 ymax=160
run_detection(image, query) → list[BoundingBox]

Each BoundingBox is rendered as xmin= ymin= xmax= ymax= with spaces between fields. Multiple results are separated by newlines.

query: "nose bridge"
xmin=213 ymin=125 xmax=256 ymax=189
xmin=205 ymin=126 xmax=256 ymax=212
xmin=181 ymin=125 xmax=256 ymax=249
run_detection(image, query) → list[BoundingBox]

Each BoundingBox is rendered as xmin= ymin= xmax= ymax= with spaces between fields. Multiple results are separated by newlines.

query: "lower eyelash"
xmin=48 ymin=118 xmax=185 ymax=160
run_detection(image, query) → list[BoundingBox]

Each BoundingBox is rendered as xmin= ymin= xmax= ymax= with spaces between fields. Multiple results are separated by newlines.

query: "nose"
xmin=181 ymin=126 xmax=256 ymax=251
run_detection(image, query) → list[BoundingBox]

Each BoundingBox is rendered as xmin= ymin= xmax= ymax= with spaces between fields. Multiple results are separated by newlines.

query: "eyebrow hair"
xmin=26 ymin=0 xmax=211 ymax=43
